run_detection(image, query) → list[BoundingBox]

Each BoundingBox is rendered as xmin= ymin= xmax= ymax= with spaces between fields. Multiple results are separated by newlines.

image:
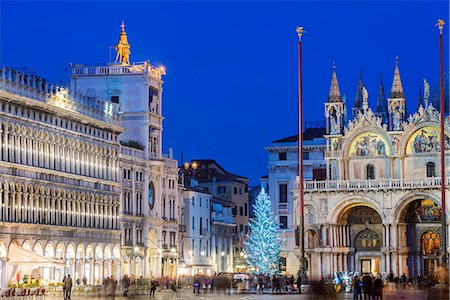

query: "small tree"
xmin=244 ymin=188 xmax=285 ymax=275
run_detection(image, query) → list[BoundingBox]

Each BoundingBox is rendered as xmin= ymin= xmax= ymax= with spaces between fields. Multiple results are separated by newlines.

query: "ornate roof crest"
xmin=344 ymin=108 xmax=387 ymax=135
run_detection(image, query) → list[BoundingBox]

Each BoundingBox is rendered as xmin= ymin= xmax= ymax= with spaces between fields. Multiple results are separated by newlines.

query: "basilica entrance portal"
xmin=338 ymin=205 xmax=383 ymax=275
xmin=401 ymin=199 xmax=442 ymax=278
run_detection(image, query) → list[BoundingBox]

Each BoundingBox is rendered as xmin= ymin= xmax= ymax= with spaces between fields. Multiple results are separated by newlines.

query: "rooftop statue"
xmin=362 ymin=86 xmax=369 ymax=111
xmin=423 ymin=78 xmax=430 ymax=107
xmin=114 ymin=21 xmax=131 ymax=66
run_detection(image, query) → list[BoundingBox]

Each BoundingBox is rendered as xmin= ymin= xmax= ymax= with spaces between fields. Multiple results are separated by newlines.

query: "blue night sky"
xmin=1 ymin=1 xmax=448 ymax=185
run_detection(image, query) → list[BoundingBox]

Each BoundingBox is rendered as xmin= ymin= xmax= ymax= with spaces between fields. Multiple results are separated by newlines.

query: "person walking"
xmin=296 ymin=275 xmax=302 ymax=294
xmin=150 ymin=280 xmax=157 ymax=297
xmin=64 ymin=274 xmax=73 ymax=300
xmin=352 ymin=276 xmax=362 ymax=300
xmin=401 ymin=273 xmax=407 ymax=289
xmin=373 ymin=276 xmax=383 ymax=300
xmin=362 ymin=274 xmax=372 ymax=300
xmin=62 ymin=276 xmax=66 ymax=299
xmin=122 ymin=275 xmax=130 ymax=297
xmin=257 ymin=276 xmax=264 ymax=294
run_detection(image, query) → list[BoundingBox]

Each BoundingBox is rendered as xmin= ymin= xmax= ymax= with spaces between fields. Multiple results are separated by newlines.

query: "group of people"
xmin=352 ymin=275 xmax=384 ymax=300
xmin=270 ymin=274 xmax=302 ymax=294
xmin=192 ymin=277 xmax=214 ymax=294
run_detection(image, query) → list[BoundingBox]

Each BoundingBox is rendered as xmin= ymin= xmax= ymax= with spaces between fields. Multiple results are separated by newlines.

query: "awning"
xmin=8 ymin=244 xmax=65 ymax=267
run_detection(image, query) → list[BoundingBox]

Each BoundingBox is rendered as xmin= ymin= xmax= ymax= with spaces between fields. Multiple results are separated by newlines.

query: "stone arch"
xmin=86 ymin=244 xmax=94 ymax=259
xmin=398 ymin=117 xmax=448 ymax=155
xmin=55 ymin=242 xmax=65 ymax=259
xmin=0 ymin=241 xmax=7 ymax=258
xmin=112 ymin=245 xmax=120 ymax=260
xmin=22 ymin=240 xmax=32 ymax=251
xmin=390 ymin=192 xmax=442 ymax=224
xmin=354 ymin=228 xmax=382 ymax=251
xmin=342 ymin=128 xmax=393 ymax=159
xmin=33 ymin=241 xmax=44 ymax=255
xmin=95 ymin=244 xmax=103 ymax=260
xmin=304 ymin=204 xmax=315 ymax=228
xmin=305 ymin=229 xmax=319 ymax=249
xmin=76 ymin=244 xmax=85 ymax=260
xmin=104 ymin=245 xmax=112 ymax=260
xmin=44 ymin=242 xmax=55 ymax=258
xmin=327 ymin=195 xmax=385 ymax=224
xmin=66 ymin=243 xmax=76 ymax=259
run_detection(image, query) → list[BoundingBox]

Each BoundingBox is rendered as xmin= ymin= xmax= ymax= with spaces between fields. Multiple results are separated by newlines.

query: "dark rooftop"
xmin=271 ymin=126 xmax=326 ymax=143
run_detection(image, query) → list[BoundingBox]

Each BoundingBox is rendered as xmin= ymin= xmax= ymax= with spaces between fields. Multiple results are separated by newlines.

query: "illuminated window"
xmin=421 ymin=231 xmax=440 ymax=256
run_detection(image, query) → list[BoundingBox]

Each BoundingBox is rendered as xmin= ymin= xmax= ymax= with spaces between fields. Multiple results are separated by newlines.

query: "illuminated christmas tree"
xmin=244 ymin=188 xmax=285 ymax=275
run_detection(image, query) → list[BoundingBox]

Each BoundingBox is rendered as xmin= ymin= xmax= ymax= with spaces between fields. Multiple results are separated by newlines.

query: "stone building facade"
xmin=293 ymin=60 xmax=450 ymax=280
xmin=0 ymin=23 xmax=180 ymax=287
xmin=262 ymin=127 xmax=326 ymax=275
xmin=0 ymin=66 xmax=122 ymax=287
xmin=69 ymin=23 xmax=179 ymax=279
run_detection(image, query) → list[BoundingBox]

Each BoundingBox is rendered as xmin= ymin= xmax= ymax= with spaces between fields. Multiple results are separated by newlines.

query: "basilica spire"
xmin=325 ymin=63 xmax=345 ymax=135
xmin=375 ymin=73 xmax=388 ymax=123
xmin=328 ymin=63 xmax=342 ymax=102
xmin=390 ymin=56 xmax=404 ymax=98
xmin=387 ymin=56 xmax=406 ymax=131
xmin=352 ymin=71 xmax=364 ymax=117
xmin=417 ymin=86 xmax=425 ymax=109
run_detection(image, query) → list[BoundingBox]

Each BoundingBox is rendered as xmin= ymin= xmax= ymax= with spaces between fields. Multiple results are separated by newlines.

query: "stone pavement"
xmin=49 ymin=287 xmax=449 ymax=300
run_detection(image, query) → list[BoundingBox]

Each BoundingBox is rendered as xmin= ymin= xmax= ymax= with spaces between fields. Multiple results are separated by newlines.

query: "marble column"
xmin=343 ymin=254 xmax=348 ymax=271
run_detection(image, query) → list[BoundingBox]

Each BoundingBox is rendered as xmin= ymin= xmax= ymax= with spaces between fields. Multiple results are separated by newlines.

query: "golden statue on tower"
xmin=114 ymin=21 xmax=131 ymax=65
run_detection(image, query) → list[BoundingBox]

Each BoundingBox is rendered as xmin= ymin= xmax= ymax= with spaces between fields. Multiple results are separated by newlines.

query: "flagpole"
xmin=437 ymin=19 xmax=447 ymax=268
xmin=296 ymin=25 xmax=306 ymax=279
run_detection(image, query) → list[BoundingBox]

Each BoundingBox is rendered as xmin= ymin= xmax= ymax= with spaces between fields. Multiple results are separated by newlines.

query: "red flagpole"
xmin=437 ymin=19 xmax=447 ymax=268
xmin=296 ymin=26 xmax=306 ymax=277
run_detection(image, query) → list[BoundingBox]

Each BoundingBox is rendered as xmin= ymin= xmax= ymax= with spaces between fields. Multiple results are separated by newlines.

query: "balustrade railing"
xmin=71 ymin=62 xmax=165 ymax=80
xmin=0 ymin=67 xmax=120 ymax=124
xmin=120 ymin=146 xmax=146 ymax=159
xmin=295 ymin=177 xmax=448 ymax=191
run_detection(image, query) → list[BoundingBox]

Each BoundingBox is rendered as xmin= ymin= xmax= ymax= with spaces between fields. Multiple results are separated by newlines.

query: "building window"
xmin=303 ymin=152 xmax=310 ymax=160
xmin=421 ymin=231 xmax=440 ymax=256
xmin=192 ymin=196 xmax=195 ymax=206
xmin=239 ymin=206 xmax=243 ymax=216
xmin=218 ymin=186 xmax=226 ymax=194
xmin=244 ymin=203 xmax=248 ymax=217
xmin=234 ymin=187 xmax=238 ymax=194
xmin=279 ymin=152 xmax=287 ymax=161
xmin=240 ymin=224 xmax=243 ymax=232
xmin=170 ymin=232 xmax=176 ymax=246
xmin=279 ymin=257 xmax=287 ymax=272
xmin=199 ymin=217 xmax=203 ymax=235
xmin=192 ymin=217 xmax=195 ymax=230
xmin=366 ymin=164 xmax=375 ymax=180
xmin=279 ymin=184 xmax=288 ymax=203
xmin=279 ymin=216 xmax=288 ymax=229
xmin=427 ymin=162 xmax=436 ymax=178
xmin=111 ymin=96 xmax=119 ymax=103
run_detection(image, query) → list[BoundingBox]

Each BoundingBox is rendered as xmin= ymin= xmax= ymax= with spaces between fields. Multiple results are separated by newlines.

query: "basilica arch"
xmin=395 ymin=195 xmax=443 ymax=277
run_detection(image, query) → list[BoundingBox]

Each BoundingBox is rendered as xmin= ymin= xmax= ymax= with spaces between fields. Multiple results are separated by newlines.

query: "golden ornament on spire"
xmin=436 ymin=19 xmax=445 ymax=34
xmin=296 ymin=26 xmax=304 ymax=40
xmin=114 ymin=21 xmax=131 ymax=65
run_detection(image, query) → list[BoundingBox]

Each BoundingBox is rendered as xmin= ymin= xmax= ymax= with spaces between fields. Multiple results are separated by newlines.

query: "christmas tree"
xmin=244 ymin=188 xmax=285 ymax=275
